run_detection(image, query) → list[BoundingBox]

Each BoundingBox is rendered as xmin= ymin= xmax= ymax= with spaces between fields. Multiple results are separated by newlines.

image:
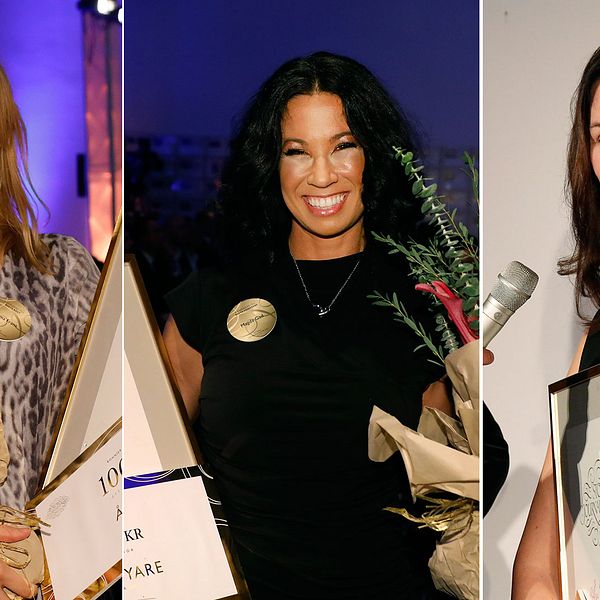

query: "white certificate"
xmin=550 ymin=365 xmax=600 ymax=600
xmin=30 ymin=423 xmax=122 ymax=600
xmin=565 ymin=419 xmax=600 ymax=598
xmin=124 ymin=466 xmax=237 ymax=600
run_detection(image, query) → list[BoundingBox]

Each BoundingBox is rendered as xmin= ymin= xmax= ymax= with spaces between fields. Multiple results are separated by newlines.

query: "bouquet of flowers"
xmin=368 ymin=148 xmax=480 ymax=599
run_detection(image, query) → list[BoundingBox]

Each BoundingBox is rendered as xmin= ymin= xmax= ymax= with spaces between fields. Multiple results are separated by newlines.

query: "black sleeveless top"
xmin=167 ymin=248 xmax=448 ymax=599
xmin=579 ymin=311 xmax=600 ymax=371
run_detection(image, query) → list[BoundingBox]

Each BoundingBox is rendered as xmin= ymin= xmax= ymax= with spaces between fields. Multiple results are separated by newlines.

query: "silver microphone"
xmin=482 ymin=261 xmax=539 ymax=348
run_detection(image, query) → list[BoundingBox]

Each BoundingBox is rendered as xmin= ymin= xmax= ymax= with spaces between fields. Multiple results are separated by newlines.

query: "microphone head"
xmin=491 ymin=261 xmax=539 ymax=311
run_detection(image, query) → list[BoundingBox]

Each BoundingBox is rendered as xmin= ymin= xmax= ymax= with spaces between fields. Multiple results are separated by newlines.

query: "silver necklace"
xmin=291 ymin=253 xmax=362 ymax=317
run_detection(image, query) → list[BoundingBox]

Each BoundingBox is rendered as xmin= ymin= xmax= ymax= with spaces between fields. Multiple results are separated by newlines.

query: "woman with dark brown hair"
xmin=512 ymin=46 xmax=600 ymax=599
xmin=0 ymin=64 xmax=99 ymax=598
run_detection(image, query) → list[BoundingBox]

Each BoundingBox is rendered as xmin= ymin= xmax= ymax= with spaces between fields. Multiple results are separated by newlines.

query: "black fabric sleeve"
xmin=483 ymin=401 xmax=510 ymax=516
xmin=580 ymin=309 xmax=600 ymax=371
xmin=165 ymin=271 xmax=205 ymax=353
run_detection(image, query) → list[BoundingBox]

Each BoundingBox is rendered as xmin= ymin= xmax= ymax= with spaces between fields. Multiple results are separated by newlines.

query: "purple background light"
xmin=125 ymin=0 xmax=479 ymax=151
xmin=0 ymin=3 xmax=89 ymax=246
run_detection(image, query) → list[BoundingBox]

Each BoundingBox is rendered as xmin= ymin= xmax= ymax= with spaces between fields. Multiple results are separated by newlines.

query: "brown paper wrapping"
xmin=369 ymin=406 xmax=479 ymax=500
xmin=445 ymin=342 xmax=479 ymax=457
xmin=368 ymin=340 xmax=480 ymax=599
xmin=428 ymin=510 xmax=479 ymax=600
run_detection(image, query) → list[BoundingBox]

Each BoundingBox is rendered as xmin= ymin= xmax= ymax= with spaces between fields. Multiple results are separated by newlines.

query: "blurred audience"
xmin=125 ymin=200 xmax=222 ymax=327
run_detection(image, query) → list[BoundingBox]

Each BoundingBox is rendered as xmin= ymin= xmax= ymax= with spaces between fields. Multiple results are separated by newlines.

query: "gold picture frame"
xmin=124 ymin=256 xmax=250 ymax=599
xmin=40 ymin=214 xmax=123 ymax=489
xmin=31 ymin=215 xmax=122 ymax=598
xmin=550 ymin=364 xmax=600 ymax=600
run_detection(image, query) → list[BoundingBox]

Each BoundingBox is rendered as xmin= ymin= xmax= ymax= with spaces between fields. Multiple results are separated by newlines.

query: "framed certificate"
xmin=124 ymin=256 xmax=250 ymax=599
xmin=27 ymin=421 xmax=122 ymax=600
xmin=41 ymin=214 xmax=122 ymax=487
xmin=31 ymin=216 xmax=122 ymax=598
xmin=550 ymin=364 xmax=600 ymax=600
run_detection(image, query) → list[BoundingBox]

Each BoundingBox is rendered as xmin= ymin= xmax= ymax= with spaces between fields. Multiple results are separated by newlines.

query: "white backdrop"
xmin=483 ymin=2 xmax=599 ymax=598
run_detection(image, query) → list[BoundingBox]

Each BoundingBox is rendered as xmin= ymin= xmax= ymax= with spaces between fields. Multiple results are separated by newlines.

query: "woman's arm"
xmin=163 ymin=314 xmax=204 ymax=422
xmin=511 ymin=331 xmax=588 ymax=599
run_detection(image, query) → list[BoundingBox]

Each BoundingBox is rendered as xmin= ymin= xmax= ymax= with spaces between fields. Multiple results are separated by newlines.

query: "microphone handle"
xmin=481 ymin=295 xmax=515 ymax=348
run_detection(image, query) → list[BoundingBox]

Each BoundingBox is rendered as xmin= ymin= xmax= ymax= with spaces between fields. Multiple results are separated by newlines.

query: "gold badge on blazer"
xmin=227 ymin=298 xmax=277 ymax=342
xmin=0 ymin=297 xmax=32 ymax=341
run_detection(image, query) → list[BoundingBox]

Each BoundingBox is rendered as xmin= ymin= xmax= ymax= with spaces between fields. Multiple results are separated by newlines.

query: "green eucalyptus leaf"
xmin=462 ymin=297 xmax=478 ymax=312
xmin=412 ymin=179 xmax=424 ymax=194
xmin=404 ymin=318 xmax=417 ymax=329
xmin=421 ymin=199 xmax=434 ymax=214
xmin=455 ymin=274 xmax=469 ymax=288
xmin=427 ymin=358 xmax=445 ymax=367
xmin=422 ymin=183 xmax=438 ymax=197
xmin=401 ymin=151 xmax=413 ymax=165
xmin=456 ymin=263 xmax=474 ymax=273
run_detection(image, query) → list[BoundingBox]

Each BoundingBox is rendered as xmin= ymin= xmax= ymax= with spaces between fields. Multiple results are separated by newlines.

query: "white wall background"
xmin=483 ymin=2 xmax=599 ymax=598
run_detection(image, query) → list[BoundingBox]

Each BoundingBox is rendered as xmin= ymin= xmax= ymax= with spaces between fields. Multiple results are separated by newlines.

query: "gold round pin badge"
xmin=227 ymin=298 xmax=277 ymax=342
xmin=0 ymin=297 xmax=32 ymax=341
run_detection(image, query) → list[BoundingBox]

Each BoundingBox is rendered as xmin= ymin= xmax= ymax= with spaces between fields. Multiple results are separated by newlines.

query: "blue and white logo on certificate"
xmin=123 ymin=465 xmax=237 ymax=600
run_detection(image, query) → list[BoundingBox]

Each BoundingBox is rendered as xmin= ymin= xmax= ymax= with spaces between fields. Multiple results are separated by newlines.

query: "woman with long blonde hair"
xmin=0 ymin=66 xmax=51 ymax=273
xmin=0 ymin=64 xmax=99 ymax=599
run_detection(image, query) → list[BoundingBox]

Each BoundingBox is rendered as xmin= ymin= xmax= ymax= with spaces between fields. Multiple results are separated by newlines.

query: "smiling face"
xmin=279 ymin=93 xmax=366 ymax=258
xmin=590 ymin=81 xmax=600 ymax=183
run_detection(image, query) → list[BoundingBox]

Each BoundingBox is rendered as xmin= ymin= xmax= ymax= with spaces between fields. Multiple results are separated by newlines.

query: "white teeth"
xmin=305 ymin=193 xmax=345 ymax=208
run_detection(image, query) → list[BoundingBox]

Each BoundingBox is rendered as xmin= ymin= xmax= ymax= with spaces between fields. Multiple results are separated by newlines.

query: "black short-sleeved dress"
xmin=579 ymin=311 xmax=600 ymax=371
xmin=167 ymin=247 xmax=448 ymax=599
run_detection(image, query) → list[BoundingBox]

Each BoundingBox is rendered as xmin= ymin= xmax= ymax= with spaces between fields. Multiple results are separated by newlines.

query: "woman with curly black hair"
xmin=219 ymin=52 xmax=422 ymax=260
xmin=164 ymin=52 xmax=451 ymax=599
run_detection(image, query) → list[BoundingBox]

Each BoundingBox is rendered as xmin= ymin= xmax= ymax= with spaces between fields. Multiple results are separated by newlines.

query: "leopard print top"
xmin=0 ymin=235 xmax=99 ymax=508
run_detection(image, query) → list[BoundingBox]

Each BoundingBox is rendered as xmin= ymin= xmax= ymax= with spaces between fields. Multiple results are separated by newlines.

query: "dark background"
xmin=125 ymin=1 xmax=478 ymax=147
xmin=124 ymin=1 xmax=479 ymax=324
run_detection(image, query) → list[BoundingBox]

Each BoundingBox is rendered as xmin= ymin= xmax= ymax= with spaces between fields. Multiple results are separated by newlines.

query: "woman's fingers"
xmin=483 ymin=348 xmax=494 ymax=365
xmin=0 ymin=526 xmax=30 ymax=544
xmin=0 ymin=562 xmax=36 ymax=599
xmin=0 ymin=528 xmax=37 ymax=598
xmin=422 ymin=379 xmax=453 ymax=416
